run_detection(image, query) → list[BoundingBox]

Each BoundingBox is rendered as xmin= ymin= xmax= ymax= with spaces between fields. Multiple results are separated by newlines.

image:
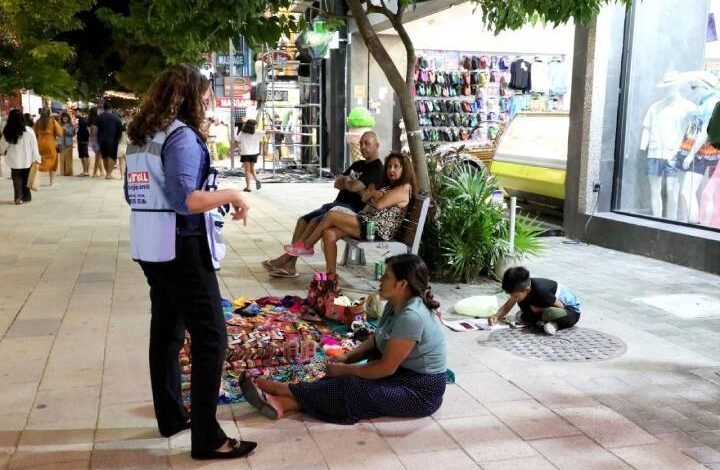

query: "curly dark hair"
xmin=128 ymin=64 xmax=210 ymax=145
xmin=382 ymin=152 xmax=416 ymax=193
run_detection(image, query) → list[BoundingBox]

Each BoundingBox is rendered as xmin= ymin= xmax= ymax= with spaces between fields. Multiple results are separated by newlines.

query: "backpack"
xmin=707 ymin=101 xmax=720 ymax=148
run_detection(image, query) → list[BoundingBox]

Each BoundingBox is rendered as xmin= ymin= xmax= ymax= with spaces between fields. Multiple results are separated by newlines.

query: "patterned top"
xmin=359 ymin=187 xmax=408 ymax=241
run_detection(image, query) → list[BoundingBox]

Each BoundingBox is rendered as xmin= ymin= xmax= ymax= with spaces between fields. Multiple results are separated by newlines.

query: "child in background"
xmin=490 ymin=266 xmax=581 ymax=335
xmin=231 ymin=119 xmax=276 ymax=192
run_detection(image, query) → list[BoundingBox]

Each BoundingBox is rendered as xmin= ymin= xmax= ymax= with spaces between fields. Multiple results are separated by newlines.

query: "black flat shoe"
xmin=191 ymin=438 xmax=257 ymax=460
xmin=243 ymin=188 xmax=251 ymax=192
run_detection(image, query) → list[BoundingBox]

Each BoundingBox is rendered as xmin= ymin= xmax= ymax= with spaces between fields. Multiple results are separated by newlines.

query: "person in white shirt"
xmin=231 ymin=119 xmax=276 ymax=192
xmin=0 ymin=109 xmax=42 ymax=204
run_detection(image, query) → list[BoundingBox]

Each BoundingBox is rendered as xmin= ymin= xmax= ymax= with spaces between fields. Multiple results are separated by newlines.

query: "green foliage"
xmin=421 ymin=147 xmax=544 ymax=283
xmin=470 ymin=0 xmax=633 ymax=33
xmin=217 ymin=142 xmax=230 ymax=160
xmin=98 ymin=0 xmax=302 ymax=65
xmin=0 ymin=1 xmax=89 ymax=97
xmin=1 ymin=0 xmax=301 ymax=98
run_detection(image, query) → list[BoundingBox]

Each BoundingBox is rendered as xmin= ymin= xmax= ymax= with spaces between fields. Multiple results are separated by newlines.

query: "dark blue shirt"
xmin=164 ymin=127 xmax=209 ymax=236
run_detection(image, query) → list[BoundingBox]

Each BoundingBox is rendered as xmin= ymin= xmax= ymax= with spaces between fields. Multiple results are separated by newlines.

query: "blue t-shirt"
xmin=375 ymin=296 xmax=447 ymax=375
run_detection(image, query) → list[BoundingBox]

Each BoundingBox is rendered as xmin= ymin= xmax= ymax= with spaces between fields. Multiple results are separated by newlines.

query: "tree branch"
xmin=389 ymin=5 xmax=415 ymax=84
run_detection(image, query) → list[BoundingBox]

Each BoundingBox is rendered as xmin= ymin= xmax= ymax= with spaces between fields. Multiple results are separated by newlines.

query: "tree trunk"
xmin=345 ymin=0 xmax=430 ymax=194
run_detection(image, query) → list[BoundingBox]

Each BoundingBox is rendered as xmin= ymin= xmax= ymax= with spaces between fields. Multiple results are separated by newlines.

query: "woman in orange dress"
xmin=34 ymin=109 xmax=63 ymax=186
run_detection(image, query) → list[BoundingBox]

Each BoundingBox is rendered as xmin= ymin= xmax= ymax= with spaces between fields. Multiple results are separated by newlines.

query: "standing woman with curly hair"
xmin=125 ymin=64 xmax=255 ymax=460
xmin=33 ymin=109 xmax=62 ymax=186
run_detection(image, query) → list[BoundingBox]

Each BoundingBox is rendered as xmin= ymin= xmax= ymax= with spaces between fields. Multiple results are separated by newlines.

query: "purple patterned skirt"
xmin=289 ymin=368 xmax=446 ymax=425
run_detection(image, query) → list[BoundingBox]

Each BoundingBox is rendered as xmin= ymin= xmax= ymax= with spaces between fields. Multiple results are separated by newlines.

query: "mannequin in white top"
xmin=641 ymin=81 xmax=695 ymax=219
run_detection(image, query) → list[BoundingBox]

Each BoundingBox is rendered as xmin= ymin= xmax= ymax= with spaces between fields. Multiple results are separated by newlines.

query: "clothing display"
xmin=413 ymin=51 xmax=569 ymax=150
xmin=530 ymin=59 xmax=550 ymax=93
xmin=641 ymin=95 xmax=696 ymax=164
xmin=509 ymin=59 xmax=532 ymax=91
xmin=547 ymin=58 xmax=568 ymax=96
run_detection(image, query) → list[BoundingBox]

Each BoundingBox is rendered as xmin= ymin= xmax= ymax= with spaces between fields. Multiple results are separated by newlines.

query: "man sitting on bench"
xmin=283 ymin=153 xmax=415 ymax=277
xmin=263 ymin=131 xmax=383 ymax=278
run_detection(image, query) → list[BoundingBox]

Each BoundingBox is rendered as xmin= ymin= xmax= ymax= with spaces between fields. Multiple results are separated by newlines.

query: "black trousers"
xmin=11 ymin=167 xmax=31 ymax=202
xmin=139 ymin=236 xmax=227 ymax=453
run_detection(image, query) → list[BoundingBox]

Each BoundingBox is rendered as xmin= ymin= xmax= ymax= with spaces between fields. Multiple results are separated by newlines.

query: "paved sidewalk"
xmin=1 ymin=173 xmax=720 ymax=469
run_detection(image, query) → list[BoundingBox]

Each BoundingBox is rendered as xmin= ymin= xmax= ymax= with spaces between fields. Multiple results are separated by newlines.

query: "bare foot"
xmin=256 ymin=378 xmax=291 ymax=397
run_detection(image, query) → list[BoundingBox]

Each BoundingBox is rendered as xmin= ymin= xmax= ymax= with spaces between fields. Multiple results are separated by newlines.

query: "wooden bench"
xmin=340 ymin=195 xmax=431 ymax=266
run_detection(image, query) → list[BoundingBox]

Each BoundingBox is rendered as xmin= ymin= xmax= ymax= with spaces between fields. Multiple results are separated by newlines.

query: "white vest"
xmin=126 ymin=120 xmax=227 ymax=269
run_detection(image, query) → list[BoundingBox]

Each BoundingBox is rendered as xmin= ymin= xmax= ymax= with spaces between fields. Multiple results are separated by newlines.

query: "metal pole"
xmin=509 ymin=196 xmax=517 ymax=256
xmin=229 ymin=38 xmax=236 ymax=171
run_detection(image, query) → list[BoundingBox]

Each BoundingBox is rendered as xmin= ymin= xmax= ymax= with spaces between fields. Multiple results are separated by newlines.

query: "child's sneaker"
xmin=543 ymin=322 xmax=558 ymax=336
xmin=284 ymin=242 xmax=314 ymax=257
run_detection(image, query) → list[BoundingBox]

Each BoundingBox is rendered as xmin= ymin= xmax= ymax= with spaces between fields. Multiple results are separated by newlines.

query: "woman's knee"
xmin=322 ymin=229 xmax=339 ymax=243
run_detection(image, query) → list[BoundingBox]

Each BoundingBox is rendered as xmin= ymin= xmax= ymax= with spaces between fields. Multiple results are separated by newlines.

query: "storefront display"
xmin=616 ymin=0 xmax=720 ymax=229
xmin=413 ymin=49 xmax=568 ymax=152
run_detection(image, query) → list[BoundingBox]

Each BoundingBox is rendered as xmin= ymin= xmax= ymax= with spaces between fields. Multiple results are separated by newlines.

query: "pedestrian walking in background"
xmin=76 ymin=114 xmax=90 ymax=176
xmin=95 ymin=102 xmax=123 ymax=179
xmin=232 ymin=119 xmax=274 ymax=192
xmin=117 ymin=116 xmax=129 ymax=177
xmin=22 ymin=113 xmax=34 ymax=127
xmin=60 ymin=112 xmax=75 ymax=176
xmin=89 ymin=107 xmax=104 ymax=178
xmin=0 ymin=109 xmax=41 ymax=204
xmin=126 ymin=63 xmax=255 ymax=460
xmin=34 ymin=109 xmax=62 ymax=186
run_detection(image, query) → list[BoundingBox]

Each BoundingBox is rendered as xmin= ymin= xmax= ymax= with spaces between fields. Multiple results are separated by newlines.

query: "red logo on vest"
xmin=128 ymin=171 xmax=150 ymax=184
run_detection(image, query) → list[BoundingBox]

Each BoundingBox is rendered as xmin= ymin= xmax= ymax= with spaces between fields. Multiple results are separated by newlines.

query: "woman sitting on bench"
xmin=284 ymin=152 xmax=415 ymax=275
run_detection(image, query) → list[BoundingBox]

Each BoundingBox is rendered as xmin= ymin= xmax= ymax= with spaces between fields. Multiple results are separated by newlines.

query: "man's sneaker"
xmin=284 ymin=242 xmax=314 ymax=257
xmin=543 ymin=322 xmax=558 ymax=336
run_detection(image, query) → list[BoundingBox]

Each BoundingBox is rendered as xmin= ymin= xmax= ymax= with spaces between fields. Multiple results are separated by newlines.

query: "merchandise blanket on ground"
xmin=179 ymin=295 xmax=368 ymax=406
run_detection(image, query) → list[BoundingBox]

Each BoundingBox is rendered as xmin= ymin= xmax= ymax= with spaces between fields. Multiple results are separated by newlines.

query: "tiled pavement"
xmin=1 ymin=168 xmax=720 ymax=469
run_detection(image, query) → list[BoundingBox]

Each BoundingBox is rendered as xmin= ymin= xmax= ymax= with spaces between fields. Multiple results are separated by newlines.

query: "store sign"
xmin=215 ymin=98 xmax=254 ymax=108
xmin=223 ymin=76 xmax=252 ymax=99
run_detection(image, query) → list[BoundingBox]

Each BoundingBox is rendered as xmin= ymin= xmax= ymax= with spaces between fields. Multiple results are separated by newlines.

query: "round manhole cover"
xmin=487 ymin=327 xmax=626 ymax=362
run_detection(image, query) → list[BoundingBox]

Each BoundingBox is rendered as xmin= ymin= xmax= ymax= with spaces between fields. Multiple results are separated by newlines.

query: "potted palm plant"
xmin=421 ymin=147 xmax=544 ymax=283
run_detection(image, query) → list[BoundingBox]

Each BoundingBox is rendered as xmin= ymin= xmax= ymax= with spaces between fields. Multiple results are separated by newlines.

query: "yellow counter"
xmin=490 ymin=160 xmax=566 ymax=200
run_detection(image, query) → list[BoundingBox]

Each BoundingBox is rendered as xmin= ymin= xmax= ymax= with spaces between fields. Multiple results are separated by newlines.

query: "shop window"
xmin=616 ymin=0 xmax=720 ymax=229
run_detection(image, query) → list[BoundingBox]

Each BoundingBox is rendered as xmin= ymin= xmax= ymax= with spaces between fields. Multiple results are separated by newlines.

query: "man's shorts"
xmin=98 ymin=140 xmax=118 ymax=159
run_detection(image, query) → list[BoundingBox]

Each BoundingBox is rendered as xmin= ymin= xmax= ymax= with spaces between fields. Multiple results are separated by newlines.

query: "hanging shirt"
xmin=548 ymin=60 xmax=568 ymax=96
xmin=531 ymin=60 xmax=550 ymax=94
xmin=509 ymin=59 xmax=532 ymax=92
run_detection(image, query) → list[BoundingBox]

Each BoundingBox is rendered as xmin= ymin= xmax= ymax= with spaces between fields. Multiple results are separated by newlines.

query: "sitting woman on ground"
xmin=241 ymin=254 xmax=447 ymax=423
xmin=284 ymin=152 xmax=415 ymax=274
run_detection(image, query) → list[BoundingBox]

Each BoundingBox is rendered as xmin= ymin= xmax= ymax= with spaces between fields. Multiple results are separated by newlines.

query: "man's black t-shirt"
xmin=95 ymin=112 xmax=123 ymax=145
xmin=334 ymin=159 xmax=384 ymax=212
xmin=517 ymin=278 xmax=557 ymax=317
